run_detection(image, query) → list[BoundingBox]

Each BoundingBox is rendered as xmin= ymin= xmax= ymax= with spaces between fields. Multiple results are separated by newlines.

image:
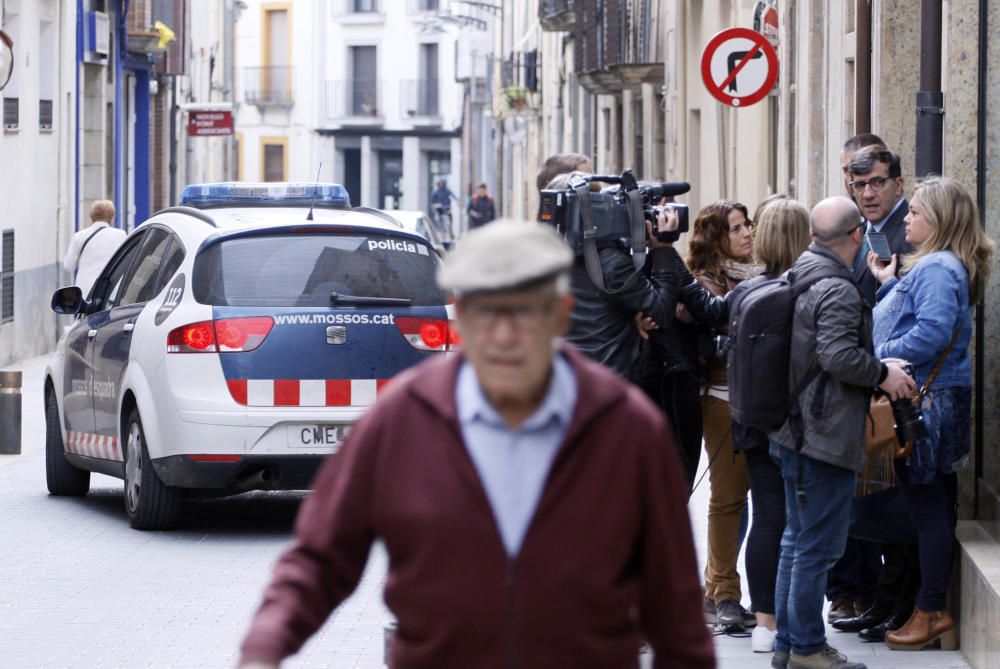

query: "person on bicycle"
xmin=430 ymin=180 xmax=459 ymax=240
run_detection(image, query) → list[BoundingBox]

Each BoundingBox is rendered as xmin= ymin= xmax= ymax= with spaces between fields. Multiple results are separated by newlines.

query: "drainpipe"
xmin=75 ymin=0 xmax=83 ymax=231
xmin=114 ymin=0 xmax=125 ymax=225
xmin=974 ymin=0 xmax=987 ymax=512
xmin=854 ymin=0 xmax=871 ymax=133
xmin=914 ymin=0 xmax=943 ymax=177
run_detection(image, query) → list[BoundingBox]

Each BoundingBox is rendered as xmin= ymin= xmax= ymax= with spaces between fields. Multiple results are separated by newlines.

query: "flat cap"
xmin=437 ymin=219 xmax=573 ymax=294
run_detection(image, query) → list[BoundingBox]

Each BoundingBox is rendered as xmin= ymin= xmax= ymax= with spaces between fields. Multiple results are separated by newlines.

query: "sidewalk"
xmin=1 ymin=351 xmax=974 ymax=667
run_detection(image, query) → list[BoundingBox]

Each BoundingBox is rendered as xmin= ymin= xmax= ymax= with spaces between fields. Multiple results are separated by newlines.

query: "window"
xmin=89 ymin=234 xmax=146 ymax=312
xmin=261 ymin=137 xmax=288 ymax=182
xmin=193 ymin=234 xmax=444 ymax=307
xmin=39 ymin=100 xmax=53 ymax=131
xmin=1 ymin=230 xmax=13 ymax=323
xmin=119 ymin=229 xmax=174 ymax=305
xmin=350 ymin=46 xmax=377 ymax=116
xmin=2 ymin=97 xmax=17 ymax=130
xmin=39 ymin=20 xmax=55 ymax=131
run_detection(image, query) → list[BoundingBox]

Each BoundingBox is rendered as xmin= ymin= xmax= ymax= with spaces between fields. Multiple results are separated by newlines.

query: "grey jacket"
xmin=771 ymin=243 xmax=884 ymax=473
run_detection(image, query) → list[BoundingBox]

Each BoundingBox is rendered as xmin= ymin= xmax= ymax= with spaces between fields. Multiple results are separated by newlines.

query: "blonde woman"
xmin=868 ymin=176 xmax=994 ymax=651
xmin=728 ymin=197 xmax=810 ymax=651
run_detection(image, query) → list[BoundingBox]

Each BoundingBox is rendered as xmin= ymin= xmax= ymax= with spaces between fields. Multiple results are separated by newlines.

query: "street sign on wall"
xmin=753 ymin=1 xmax=779 ymax=47
xmin=701 ymin=27 xmax=779 ymax=108
xmin=188 ymin=110 xmax=234 ymax=137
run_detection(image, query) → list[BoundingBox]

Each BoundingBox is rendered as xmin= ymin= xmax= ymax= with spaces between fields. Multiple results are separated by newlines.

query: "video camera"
xmin=538 ymin=169 xmax=690 ymax=249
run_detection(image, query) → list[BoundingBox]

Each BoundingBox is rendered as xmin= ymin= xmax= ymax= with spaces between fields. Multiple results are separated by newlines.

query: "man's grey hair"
xmin=810 ymin=197 xmax=861 ymax=243
xmin=842 ymin=133 xmax=885 ymax=153
xmin=848 ymin=145 xmax=902 ymax=179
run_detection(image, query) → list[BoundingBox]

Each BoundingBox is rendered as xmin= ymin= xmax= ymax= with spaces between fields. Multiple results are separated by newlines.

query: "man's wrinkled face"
xmin=456 ymin=282 xmax=571 ymax=406
xmin=849 ymin=161 xmax=904 ymax=223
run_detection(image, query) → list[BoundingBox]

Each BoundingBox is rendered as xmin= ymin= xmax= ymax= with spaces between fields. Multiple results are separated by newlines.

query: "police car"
xmin=45 ymin=183 xmax=458 ymax=530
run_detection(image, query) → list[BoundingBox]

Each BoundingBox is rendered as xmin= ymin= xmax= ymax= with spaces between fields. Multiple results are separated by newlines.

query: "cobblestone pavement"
xmin=0 ymin=355 xmax=973 ymax=668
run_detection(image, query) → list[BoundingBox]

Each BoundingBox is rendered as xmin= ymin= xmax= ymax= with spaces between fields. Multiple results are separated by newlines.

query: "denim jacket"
xmin=872 ymin=251 xmax=972 ymax=389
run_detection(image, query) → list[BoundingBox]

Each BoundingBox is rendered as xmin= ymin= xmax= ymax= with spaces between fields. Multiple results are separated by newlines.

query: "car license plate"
xmin=289 ymin=424 xmax=350 ymax=450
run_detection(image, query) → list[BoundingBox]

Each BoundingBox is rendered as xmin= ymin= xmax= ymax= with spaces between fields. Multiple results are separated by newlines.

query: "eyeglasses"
xmin=849 ymin=176 xmax=894 ymax=194
xmin=460 ymin=298 xmax=556 ymax=331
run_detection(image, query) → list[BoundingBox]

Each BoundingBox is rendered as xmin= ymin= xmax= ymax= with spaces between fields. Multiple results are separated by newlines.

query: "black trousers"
xmin=744 ymin=446 xmax=785 ymax=614
xmin=901 ymin=472 xmax=958 ymax=612
xmin=640 ymin=370 xmax=703 ymax=490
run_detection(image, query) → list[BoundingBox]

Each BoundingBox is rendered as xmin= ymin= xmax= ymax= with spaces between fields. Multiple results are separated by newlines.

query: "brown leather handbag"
xmin=860 ymin=327 xmax=962 ymax=495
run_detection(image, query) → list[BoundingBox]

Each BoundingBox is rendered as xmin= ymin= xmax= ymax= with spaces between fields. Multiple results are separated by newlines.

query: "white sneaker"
xmin=752 ymin=625 xmax=777 ymax=653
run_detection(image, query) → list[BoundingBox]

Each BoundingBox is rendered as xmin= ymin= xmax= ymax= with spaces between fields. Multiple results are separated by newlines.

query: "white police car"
xmin=45 ymin=183 xmax=458 ymax=530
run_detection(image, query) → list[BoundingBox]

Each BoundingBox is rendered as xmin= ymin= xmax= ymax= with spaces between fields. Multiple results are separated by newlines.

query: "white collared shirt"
xmin=455 ymin=355 xmax=577 ymax=556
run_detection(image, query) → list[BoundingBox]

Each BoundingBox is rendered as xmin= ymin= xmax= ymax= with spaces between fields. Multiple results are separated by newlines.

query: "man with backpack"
xmin=748 ymin=197 xmax=913 ymax=669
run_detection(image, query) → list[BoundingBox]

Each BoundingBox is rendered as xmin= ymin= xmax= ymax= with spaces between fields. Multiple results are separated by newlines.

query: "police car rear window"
xmin=193 ymin=233 xmax=445 ymax=307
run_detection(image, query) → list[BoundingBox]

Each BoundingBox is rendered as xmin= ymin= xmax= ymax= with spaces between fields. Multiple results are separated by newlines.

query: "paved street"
xmin=0 ymin=355 xmax=972 ymax=668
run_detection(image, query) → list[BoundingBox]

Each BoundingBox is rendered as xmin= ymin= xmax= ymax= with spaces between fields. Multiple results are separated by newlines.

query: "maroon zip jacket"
xmin=239 ymin=346 xmax=714 ymax=669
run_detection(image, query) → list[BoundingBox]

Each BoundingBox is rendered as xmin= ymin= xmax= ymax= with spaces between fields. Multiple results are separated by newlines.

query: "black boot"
xmin=857 ymin=609 xmax=909 ymax=642
xmin=831 ymin=605 xmax=890 ymax=633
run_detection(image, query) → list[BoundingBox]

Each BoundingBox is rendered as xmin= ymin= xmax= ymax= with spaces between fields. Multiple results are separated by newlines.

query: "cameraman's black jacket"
xmin=566 ymin=245 xmax=728 ymax=381
xmin=637 ymin=253 xmax=731 ymax=384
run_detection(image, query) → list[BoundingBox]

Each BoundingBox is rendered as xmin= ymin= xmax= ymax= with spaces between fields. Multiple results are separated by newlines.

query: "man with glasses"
xmin=847 ymin=146 xmax=914 ymax=306
xmin=238 ymin=220 xmax=714 ymax=669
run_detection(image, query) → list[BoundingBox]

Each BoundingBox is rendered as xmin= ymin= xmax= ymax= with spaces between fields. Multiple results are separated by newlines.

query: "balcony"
xmin=244 ymin=66 xmax=293 ymax=107
xmin=406 ymin=0 xmax=440 ymax=12
xmin=326 ymin=80 xmax=384 ymax=122
xmin=539 ymin=0 xmax=575 ymax=32
xmin=400 ymin=79 xmax=440 ymax=120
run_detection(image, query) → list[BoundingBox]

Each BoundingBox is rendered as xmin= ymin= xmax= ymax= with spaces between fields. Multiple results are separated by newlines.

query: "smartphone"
xmin=866 ymin=231 xmax=892 ymax=261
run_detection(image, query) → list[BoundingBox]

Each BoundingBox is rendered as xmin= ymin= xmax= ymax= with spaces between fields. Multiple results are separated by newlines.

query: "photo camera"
xmin=539 ymin=169 xmax=690 ymax=250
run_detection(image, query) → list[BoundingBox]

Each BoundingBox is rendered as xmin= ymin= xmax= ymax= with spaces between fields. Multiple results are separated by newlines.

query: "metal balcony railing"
xmin=400 ymin=79 xmax=439 ymax=118
xmin=244 ymin=66 xmax=293 ymax=106
xmin=327 ymin=80 xmax=383 ymax=119
xmin=333 ymin=0 xmax=382 ymax=15
xmin=539 ymin=0 xmax=575 ymax=32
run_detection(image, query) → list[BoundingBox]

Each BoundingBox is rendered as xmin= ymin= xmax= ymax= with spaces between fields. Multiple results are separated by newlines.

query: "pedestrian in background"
xmin=769 ymin=196 xmax=915 ymax=669
xmin=682 ymin=200 xmax=759 ymax=632
xmin=237 ymin=220 xmax=714 ymax=669
xmin=727 ymin=195 xmax=810 ymax=652
xmin=62 ymin=200 xmax=126 ymax=297
xmin=868 ymin=176 xmax=994 ymax=651
xmin=466 ymin=182 xmax=496 ymax=229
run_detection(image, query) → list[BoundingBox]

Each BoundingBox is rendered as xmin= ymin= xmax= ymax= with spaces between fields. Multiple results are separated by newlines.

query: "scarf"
xmin=720 ymin=257 xmax=762 ymax=283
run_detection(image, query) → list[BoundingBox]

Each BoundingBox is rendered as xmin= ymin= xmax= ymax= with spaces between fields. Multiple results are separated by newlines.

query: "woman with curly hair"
xmin=868 ymin=176 xmax=994 ymax=651
xmin=686 ymin=200 xmax=759 ymax=631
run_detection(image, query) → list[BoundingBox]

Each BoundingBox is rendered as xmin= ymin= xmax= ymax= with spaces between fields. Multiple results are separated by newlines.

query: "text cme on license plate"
xmin=290 ymin=424 xmax=350 ymax=449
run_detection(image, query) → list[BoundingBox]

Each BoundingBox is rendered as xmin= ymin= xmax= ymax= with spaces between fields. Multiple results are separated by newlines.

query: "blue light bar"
xmin=180 ymin=182 xmax=352 ymax=209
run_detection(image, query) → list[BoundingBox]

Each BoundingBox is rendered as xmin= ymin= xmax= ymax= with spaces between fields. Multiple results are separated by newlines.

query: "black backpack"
xmin=727 ymin=265 xmax=853 ymax=431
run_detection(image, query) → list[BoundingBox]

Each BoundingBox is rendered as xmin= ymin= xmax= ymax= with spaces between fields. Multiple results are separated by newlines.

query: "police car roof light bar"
xmin=180 ymin=182 xmax=351 ymax=210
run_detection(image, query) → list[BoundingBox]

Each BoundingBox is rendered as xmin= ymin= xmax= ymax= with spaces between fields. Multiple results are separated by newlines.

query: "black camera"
xmin=538 ymin=169 xmax=691 ymax=250
xmin=892 ymin=364 xmax=928 ymax=443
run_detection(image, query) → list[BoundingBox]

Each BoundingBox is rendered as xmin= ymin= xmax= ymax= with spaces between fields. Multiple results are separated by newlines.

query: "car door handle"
xmin=123 ymin=322 xmax=135 ymax=332
xmin=87 ymin=329 xmax=97 ymax=339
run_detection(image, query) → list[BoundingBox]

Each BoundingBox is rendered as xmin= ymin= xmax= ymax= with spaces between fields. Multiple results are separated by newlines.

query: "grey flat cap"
xmin=437 ymin=219 xmax=573 ymax=294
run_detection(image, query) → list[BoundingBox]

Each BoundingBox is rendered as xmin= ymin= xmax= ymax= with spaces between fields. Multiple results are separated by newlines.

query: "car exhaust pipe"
xmin=236 ymin=467 xmax=273 ymax=490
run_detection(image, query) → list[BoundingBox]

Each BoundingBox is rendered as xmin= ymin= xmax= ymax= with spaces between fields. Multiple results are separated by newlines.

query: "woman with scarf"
xmin=684 ymin=200 xmax=759 ymax=631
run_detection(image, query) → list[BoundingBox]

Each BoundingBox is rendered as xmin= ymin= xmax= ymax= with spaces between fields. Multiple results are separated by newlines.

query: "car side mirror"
xmin=51 ymin=286 xmax=84 ymax=314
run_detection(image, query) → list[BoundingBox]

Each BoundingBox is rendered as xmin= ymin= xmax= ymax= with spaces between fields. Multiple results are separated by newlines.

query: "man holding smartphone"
xmin=847 ymin=146 xmax=914 ymax=306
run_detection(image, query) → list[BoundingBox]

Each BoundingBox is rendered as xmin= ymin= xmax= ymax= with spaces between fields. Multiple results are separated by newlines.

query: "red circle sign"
xmin=701 ymin=27 xmax=779 ymax=108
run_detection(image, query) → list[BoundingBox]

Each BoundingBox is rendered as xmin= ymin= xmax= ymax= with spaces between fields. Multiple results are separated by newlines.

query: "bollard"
xmin=0 ymin=370 xmax=22 ymax=454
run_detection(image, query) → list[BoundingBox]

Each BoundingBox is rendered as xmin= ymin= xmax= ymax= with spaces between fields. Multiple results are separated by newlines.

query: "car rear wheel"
xmin=45 ymin=390 xmax=90 ymax=496
xmin=123 ymin=408 xmax=179 ymax=530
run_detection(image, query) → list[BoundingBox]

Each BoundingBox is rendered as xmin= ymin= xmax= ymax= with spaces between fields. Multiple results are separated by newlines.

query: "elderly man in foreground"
xmin=238 ymin=220 xmax=713 ymax=668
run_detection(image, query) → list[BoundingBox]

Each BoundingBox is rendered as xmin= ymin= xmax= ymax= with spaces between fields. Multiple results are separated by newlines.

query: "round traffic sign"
xmin=700 ymin=27 xmax=778 ymax=108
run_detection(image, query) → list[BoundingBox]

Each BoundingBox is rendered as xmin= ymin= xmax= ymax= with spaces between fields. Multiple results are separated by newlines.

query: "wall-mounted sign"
xmin=0 ymin=29 xmax=13 ymax=92
xmin=753 ymin=1 xmax=779 ymax=47
xmin=188 ymin=110 xmax=234 ymax=137
xmin=701 ymin=27 xmax=779 ymax=108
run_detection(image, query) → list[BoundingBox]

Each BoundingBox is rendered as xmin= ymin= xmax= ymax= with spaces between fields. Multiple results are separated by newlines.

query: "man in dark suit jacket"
xmin=847 ymin=146 xmax=914 ymax=306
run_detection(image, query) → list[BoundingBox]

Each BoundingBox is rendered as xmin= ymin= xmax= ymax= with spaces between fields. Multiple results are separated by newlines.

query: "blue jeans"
xmin=771 ymin=444 xmax=856 ymax=656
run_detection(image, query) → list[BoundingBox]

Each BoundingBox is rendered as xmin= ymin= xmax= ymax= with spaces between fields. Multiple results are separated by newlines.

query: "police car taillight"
xmin=395 ymin=317 xmax=461 ymax=352
xmin=167 ymin=317 xmax=274 ymax=353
